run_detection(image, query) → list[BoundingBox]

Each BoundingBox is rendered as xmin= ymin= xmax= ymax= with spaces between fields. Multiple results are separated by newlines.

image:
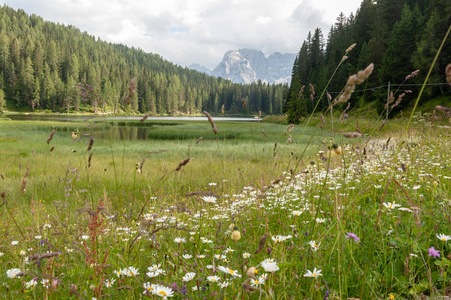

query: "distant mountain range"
xmin=189 ymin=49 xmax=296 ymax=85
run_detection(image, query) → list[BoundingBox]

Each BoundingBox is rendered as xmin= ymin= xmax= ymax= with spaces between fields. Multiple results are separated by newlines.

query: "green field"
xmin=0 ymin=115 xmax=450 ymax=299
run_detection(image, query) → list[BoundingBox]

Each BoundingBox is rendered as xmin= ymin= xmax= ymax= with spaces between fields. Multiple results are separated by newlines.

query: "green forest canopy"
xmin=285 ymin=0 xmax=450 ymax=123
xmin=0 ymin=5 xmax=287 ymax=115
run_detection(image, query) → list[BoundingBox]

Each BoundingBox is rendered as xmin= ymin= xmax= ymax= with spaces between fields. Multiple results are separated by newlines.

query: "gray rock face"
xmin=190 ymin=49 xmax=296 ymax=84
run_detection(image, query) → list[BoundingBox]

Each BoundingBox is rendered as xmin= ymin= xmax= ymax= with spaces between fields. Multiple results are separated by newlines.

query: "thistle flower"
xmin=428 ymin=246 xmax=440 ymax=258
xmin=345 ymin=232 xmax=360 ymax=242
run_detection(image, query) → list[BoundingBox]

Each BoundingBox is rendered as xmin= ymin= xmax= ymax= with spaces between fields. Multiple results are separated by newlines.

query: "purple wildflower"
xmin=428 ymin=246 xmax=440 ymax=258
xmin=345 ymin=232 xmax=360 ymax=242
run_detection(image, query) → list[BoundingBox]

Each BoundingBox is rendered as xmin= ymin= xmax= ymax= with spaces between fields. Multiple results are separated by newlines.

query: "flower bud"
xmin=231 ymin=230 xmax=241 ymax=241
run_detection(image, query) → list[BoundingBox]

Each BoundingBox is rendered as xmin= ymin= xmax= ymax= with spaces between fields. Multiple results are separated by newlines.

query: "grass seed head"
xmin=446 ymin=64 xmax=451 ymax=85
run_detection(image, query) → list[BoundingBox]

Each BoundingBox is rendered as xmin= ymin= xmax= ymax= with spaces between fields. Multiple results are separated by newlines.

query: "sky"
xmin=1 ymin=0 xmax=363 ymax=69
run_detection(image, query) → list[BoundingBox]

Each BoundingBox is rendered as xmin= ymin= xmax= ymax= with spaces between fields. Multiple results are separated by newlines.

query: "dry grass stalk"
xmin=21 ymin=167 xmax=29 ymax=193
xmin=333 ymin=63 xmax=374 ymax=107
xmin=405 ymin=70 xmax=420 ymax=80
xmin=241 ymin=98 xmax=246 ymax=109
xmin=139 ymin=113 xmax=149 ymax=122
xmin=196 ymin=137 xmax=203 ymax=144
xmin=446 ymin=64 xmax=451 ymax=85
xmin=391 ymin=93 xmax=406 ymax=109
xmin=379 ymin=121 xmax=387 ymax=131
xmin=221 ymin=104 xmax=225 ymax=115
xmin=261 ymin=130 xmax=267 ymax=138
xmin=255 ymin=233 xmax=268 ymax=254
xmin=287 ymin=124 xmax=294 ymax=133
xmin=345 ymin=43 xmax=357 ymax=54
xmin=88 ymin=152 xmax=93 ymax=168
xmin=203 ymin=111 xmax=217 ymax=135
xmin=28 ymin=252 xmax=61 ymax=261
xmin=340 ymin=103 xmax=351 ymax=121
xmin=309 ymin=84 xmax=315 ymax=102
xmin=299 ymin=85 xmax=305 ymax=97
xmin=385 ymin=92 xmax=395 ymax=109
xmin=175 ymin=158 xmax=191 ymax=171
xmin=343 ymin=132 xmax=363 ymax=138
xmin=47 ymin=129 xmax=56 ymax=144
xmin=87 ymin=137 xmax=94 ymax=151
xmin=125 ymin=77 xmax=136 ymax=105
xmin=49 ymin=146 xmax=55 ymax=152
xmin=435 ymin=105 xmax=451 ymax=117
xmin=320 ymin=114 xmax=326 ymax=126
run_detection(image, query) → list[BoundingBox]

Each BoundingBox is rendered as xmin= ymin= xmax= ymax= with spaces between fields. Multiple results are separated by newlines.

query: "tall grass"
xmin=1 ymin=45 xmax=450 ymax=299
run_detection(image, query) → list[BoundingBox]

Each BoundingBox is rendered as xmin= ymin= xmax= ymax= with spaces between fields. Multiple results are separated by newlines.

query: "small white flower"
xmin=202 ymin=196 xmax=217 ymax=203
xmin=243 ymin=252 xmax=251 ymax=258
xmin=218 ymin=266 xmax=241 ymax=277
xmin=122 ymin=267 xmax=139 ymax=277
xmin=250 ymin=275 xmax=266 ymax=287
xmin=182 ymin=254 xmax=192 ymax=259
xmin=383 ymin=202 xmax=401 ymax=209
xmin=261 ymin=259 xmax=279 ymax=272
xmin=304 ymin=268 xmax=322 ymax=278
xmin=81 ymin=235 xmax=89 ymax=240
xmin=174 ymin=237 xmax=186 ymax=243
xmin=104 ymin=279 xmax=115 ymax=288
xmin=308 ymin=240 xmax=320 ymax=252
xmin=437 ymin=234 xmax=451 ymax=242
xmin=218 ymin=281 xmax=230 ymax=288
xmin=41 ymin=279 xmax=51 ymax=289
xmin=6 ymin=268 xmax=22 ymax=278
xmin=25 ymin=279 xmax=38 ymax=289
xmin=182 ymin=272 xmax=196 ymax=282
xmin=11 ymin=241 xmax=19 ymax=245
xmin=207 ymin=275 xmax=221 ymax=282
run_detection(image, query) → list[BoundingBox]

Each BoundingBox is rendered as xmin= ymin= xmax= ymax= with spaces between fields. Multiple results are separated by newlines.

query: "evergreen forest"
xmin=0 ymin=5 xmax=287 ymax=115
xmin=286 ymin=0 xmax=451 ymax=123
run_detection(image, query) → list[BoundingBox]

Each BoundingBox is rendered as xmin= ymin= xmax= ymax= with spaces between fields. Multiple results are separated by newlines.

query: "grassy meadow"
xmin=0 ymin=112 xmax=450 ymax=299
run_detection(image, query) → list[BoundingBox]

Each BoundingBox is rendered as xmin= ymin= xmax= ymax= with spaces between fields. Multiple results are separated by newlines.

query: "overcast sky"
xmin=1 ymin=0 xmax=362 ymax=69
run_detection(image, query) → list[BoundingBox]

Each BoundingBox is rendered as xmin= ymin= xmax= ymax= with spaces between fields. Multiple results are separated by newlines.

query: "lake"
xmin=4 ymin=114 xmax=259 ymax=141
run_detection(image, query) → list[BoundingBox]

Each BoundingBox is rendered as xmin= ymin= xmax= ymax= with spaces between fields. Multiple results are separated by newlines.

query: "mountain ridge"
xmin=190 ymin=49 xmax=296 ymax=85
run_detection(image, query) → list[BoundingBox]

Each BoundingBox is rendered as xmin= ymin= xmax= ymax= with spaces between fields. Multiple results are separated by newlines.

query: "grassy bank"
xmin=0 ymin=115 xmax=450 ymax=299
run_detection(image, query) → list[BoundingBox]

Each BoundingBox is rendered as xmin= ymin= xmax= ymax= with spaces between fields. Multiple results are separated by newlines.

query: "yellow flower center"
xmin=442 ymin=238 xmax=446 ymax=241
xmin=255 ymin=280 xmax=259 ymax=284
xmin=158 ymin=291 xmax=167 ymax=296
xmin=229 ymin=269 xmax=234 ymax=274
xmin=148 ymin=287 xmax=153 ymax=291
xmin=389 ymin=205 xmax=392 ymax=208
xmin=211 ymin=279 xmax=216 ymax=282
xmin=314 ymin=244 xmax=318 ymax=248
xmin=313 ymin=273 xmax=317 ymax=277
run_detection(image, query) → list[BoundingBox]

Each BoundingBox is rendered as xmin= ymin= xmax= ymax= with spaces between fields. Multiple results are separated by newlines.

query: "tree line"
xmin=0 ymin=5 xmax=288 ymax=115
xmin=285 ymin=0 xmax=450 ymax=123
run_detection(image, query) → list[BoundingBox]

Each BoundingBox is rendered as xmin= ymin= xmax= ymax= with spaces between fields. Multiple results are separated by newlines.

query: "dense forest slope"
xmin=285 ymin=0 xmax=450 ymax=122
xmin=0 ymin=5 xmax=287 ymax=115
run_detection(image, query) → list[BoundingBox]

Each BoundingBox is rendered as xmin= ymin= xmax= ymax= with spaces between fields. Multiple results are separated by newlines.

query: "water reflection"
xmin=89 ymin=126 xmax=152 ymax=141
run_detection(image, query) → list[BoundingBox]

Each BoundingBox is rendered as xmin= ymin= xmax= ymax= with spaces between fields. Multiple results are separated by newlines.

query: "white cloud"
xmin=1 ymin=0 xmax=362 ymax=69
